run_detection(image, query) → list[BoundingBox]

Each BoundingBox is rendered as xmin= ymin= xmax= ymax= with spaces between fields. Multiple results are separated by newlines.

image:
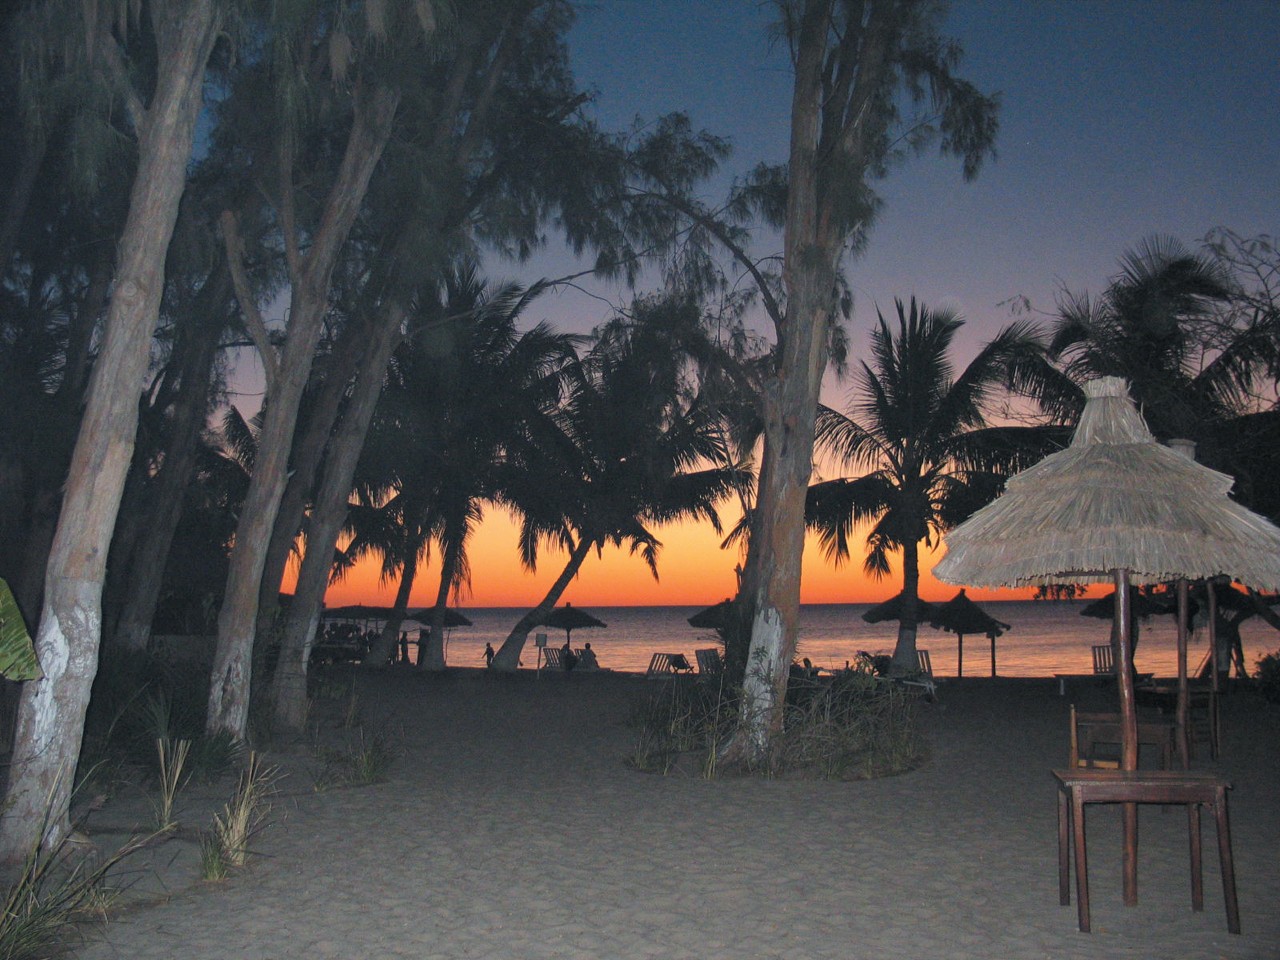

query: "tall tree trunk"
xmin=207 ymin=86 xmax=400 ymax=739
xmin=254 ymin=317 xmax=370 ymax=643
xmin=733 ymin=0 xmax=842 ymax=760
xmin=891 ymin=537 xmax=922 ymax=672
xmin=371 ymin=553 xmax=419 ymax=667
xmin=270 ymin=303 xmax=404 ymax=733
xmin=0 ymin=0 xmax=221 ymax=861
xmin=491 ymin=537 xmax=594 ymax=672
xmin=420 ymin=537 xmax=462 ymax=672
xmin=112 ymin=271 xmax=228 ymax=651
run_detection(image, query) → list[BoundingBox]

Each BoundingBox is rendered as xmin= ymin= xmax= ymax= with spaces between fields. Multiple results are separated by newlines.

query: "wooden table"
xmin=1052 ymin=768 xmax=1239 ymax=934
xmin=1072 ymin=711 xmax=1176 ymax=770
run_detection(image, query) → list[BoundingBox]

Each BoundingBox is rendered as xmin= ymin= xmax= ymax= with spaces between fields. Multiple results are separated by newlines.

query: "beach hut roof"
xmin=933 ymin=377 xmax=1280 ymax=591
xmin=927 ymin=589 xmax=1010 ymax=638
xmin=862 ymin=591 xmax=940 ymax=625
xmin=688 ymin=599 xmax=734 ymax=629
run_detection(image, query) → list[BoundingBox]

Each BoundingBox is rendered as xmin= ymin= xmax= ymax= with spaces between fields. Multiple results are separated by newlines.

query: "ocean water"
xmin=399 ymin=600 xmax=1278 ymax=678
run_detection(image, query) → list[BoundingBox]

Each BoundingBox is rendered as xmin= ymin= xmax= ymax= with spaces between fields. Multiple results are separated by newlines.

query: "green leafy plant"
xmin=0 ymin=577 xmax=41 ymax=681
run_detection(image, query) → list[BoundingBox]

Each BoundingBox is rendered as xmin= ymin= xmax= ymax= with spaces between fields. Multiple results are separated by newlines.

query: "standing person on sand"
xmin=484 ymin=642 xmax=495 ymax=668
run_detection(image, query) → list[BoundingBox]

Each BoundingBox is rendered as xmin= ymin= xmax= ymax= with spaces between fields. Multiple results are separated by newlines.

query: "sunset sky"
xmin=304 ymin=1 xmax=1280 ymax=611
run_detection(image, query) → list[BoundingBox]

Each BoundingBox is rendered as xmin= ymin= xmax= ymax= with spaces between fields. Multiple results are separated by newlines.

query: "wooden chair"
xmin=897 ymin=649 xmax=938 ymax=700
xmin=645 ymin=652 xmax=693 ymax=678
xmin=1091 ymin=644 xmax=1113 ymax=675
xmin=539 ymin=645 xmax=563 ymax=674
xmin=694 ymin=648 xmax=723 ymax=677
xmin=917 ymin=649 xmax=935 ymax=677
xmin=1069 ymin=703 xmax=1176 ymax=770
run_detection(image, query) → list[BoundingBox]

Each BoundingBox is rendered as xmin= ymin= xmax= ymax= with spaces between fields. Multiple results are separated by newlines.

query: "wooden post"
xmin=990 ymin=633 xmax=997 ymax=677
xmin=1113 ymin=569 xmax=1140 ymax=905
xmin=957 ymin=634 xmax=964 ymax=677
xmin=1176 ymin=579 xmax=1190 ymax=769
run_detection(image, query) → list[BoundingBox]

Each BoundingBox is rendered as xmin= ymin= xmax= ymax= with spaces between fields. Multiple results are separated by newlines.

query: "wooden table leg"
xmin=1071 ymin=787 xmax=1091 ymax=932
xmin=1122 ymin=801 xmax=1138 ymax=906
xmin=1058 ymin=785 xmax=1071 ymax=905
xmin=1214 ymin=788 xmax=1241 ymax=934
xmin=1188 ymin=801 xmax=1203 ymax=911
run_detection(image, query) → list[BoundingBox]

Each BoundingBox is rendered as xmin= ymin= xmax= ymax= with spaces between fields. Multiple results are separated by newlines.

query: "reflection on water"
xmin=399 ymin=600 xmax=1278 ymax=678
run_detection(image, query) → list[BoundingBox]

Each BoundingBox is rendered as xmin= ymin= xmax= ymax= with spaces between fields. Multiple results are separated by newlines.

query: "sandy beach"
xmin=70 ymin=668 xmax=1279 ymax=960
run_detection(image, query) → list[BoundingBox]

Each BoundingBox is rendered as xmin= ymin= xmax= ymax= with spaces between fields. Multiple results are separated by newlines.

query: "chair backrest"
xmin=1092 ymin=644 xmax=1113 ymax=674
xmin=542 ymin=646 xmax=563 ymax=669
xmin=917 ymin=649 xmax=934 ymax=677
xmin=1069 ymin=703 xmax=1080 ymax=767
xmin=695 ymin=648 xmax=723 ymax=675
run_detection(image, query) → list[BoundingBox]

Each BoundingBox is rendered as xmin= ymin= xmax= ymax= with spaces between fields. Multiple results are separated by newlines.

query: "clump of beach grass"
xmin=0 ymin=783 xmax=149 ymax=959
xmin=312 ymin=726 xmax=397 ymax=791
xmin=209 ymin=753 xmax=280 ymax=870
xmin=628 ymin=664 xmax=926 ymax=780
xmin=151 ymin=736 xmax=192 ymax=832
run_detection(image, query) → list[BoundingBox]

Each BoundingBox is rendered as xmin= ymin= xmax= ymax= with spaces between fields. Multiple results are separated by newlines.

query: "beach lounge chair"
xmin=897 ymin=648 xmax=938 ymax=699
xmin=695 ymin=648 xmax=723 ymax=677
xmin=645 ymin=652 xmax=693 ymax=678
xmin=539 ymin=646 xmax=563 ymax=675
xmin=1091 ymin=644 xmax=1112 ymax=675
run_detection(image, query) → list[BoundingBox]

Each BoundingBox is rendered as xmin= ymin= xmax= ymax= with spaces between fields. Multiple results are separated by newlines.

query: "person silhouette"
xmin=561 ymin=638 xmax=578 ymax=672
xmin=484 ymin=642 xmax=495 ymax=668
xmin=579 ymin=642 xmax=599 ymax=669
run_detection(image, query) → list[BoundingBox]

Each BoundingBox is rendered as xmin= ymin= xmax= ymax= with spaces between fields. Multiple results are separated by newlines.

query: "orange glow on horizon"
xmin=308 ymin=508 xmax=1048 ymax=610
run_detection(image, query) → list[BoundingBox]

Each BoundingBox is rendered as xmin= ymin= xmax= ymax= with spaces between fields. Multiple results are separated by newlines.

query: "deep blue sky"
xmin=505 ymin=0 xmax=1280 ymax=368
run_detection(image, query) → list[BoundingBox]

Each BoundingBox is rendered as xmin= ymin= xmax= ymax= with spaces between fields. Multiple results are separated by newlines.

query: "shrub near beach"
xmin=629 ymin=665 xmax=925 ymax=780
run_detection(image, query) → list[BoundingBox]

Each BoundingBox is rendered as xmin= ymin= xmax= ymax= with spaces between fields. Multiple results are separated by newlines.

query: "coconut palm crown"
xmin=806 ymin=297 xmax=1061 ymax=670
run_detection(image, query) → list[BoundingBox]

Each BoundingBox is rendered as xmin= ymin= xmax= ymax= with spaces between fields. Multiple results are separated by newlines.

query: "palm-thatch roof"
xmin=933 ymin=377 xmax=1280 ymax=591
xmin=861 ymin=592 xmax=939 ymax=625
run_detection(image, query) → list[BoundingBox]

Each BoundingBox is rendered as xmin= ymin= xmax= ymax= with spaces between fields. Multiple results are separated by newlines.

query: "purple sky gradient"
xmin=496 ymin=0 xmax=1280 ymax=374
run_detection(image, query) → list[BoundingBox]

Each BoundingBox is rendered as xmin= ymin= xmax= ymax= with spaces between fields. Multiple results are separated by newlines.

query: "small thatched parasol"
xmin=688 ymin=599 xmax=735 ymax=630
xmin=538 ymin=603 xmax=607 ymax=643
xmin=406 ymin=608 xmax=473 ymax=628
xmin=861 ymin=591 xmax=940 ymax=625
xmin=934 ymin=377 xmax=1280 ymax=903
xmin=927 ymin=589 xmax=1010 ymax=677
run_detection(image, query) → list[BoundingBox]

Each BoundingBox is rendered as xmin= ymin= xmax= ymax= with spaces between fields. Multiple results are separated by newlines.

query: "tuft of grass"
xmin=0 ymin=782 xmax=148 ymax=959
xmin=210 ymin=753 xmax=280 ymax=869
xmin=151 ymin=737 xmax=192 ymax=832
xmin=627 ymin=665 xmax=926 ymax=780
xmin=312 ymin=727 xmax=396 ymax=791
xmin=198 ymin=832 xmax=228 ymax=882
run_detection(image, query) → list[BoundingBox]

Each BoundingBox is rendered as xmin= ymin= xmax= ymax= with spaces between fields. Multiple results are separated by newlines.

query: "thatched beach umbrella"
xmin=927 ymin=589 xmax=1010 ymax=677
xmin=538 ymin=603 xmax=607 ymax=643
xmin=688 ymin=599 xmax=734 ymax=630
xmin=933 ymin=376 xmax=1280 ymax=902
xmin=861 ymin=591 xmax=940 ymax=626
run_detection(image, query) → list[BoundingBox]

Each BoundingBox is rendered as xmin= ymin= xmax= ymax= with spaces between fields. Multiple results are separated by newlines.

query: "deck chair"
xmin=539 ymin=645 xmax=563 ymax=675
xmin=1092 ymin=644 xmax=1113 ymax=675
xmin=695 ymin=648 xmax=723 ymax=677
xmin=897 ymin=649 xmax=938 ymax=700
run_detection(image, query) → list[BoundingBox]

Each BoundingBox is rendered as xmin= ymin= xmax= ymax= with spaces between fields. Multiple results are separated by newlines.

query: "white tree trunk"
xmin=206 ymin=87 xmax=400 ymax=739
xmin=0 ymin=0 xmax=221 ymax=861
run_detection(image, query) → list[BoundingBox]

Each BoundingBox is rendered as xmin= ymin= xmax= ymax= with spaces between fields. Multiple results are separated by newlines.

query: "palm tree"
xmin=806 ymin=298 xmax=1061 ymax=672
xmin=489 ymin=295 xmax=747 ymax=670
xmin=344 ymin=265 xmax=577 ymax=668
xmin=1048 ymin=235 xmax=1269 ymax=440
